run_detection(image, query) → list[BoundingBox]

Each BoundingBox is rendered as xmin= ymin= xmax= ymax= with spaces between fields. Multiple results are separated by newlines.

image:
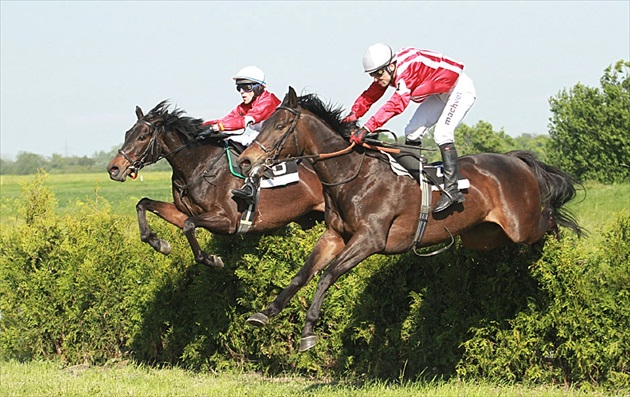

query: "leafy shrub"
xmin=457 ymin=212 xmax=630 ymax=388
xmin=1 ymin=171 xmax=628 ymax=390
xmin=0 ymin=171 xmax=190 ymax=363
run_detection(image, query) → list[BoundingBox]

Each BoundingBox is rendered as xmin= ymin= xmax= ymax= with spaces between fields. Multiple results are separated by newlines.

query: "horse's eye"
xmin=276 ymin=124 xmax=286 ymax=130
xmin=138 ymin=134 xmax=148 ymax=141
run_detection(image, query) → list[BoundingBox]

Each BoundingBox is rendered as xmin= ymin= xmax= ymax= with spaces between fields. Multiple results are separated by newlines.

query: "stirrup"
xmin=433 ymin=190 xmax=464 ymax=213
xmin=232 ymin=186 xmax=255 ymax=202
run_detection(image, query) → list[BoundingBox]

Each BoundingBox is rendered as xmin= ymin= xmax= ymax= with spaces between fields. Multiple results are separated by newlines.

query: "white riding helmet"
xmin=362 ymin=43 xmax=395 ymax=73
xmin=233 ymin=66 xmax=266 ymax=85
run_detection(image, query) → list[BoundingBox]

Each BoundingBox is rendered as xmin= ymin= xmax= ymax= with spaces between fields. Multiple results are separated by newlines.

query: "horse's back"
xmin=456 ymin=152 xmax=553 ymax=245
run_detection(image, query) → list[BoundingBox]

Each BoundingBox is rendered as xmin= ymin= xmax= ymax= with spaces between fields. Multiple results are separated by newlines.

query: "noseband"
xmin=117 ymin=119 xmax=162 ymax=178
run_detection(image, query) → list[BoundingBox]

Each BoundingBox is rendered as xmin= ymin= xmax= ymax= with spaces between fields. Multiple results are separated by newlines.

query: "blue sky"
xmin=1 ymin=1 xmax=628 ymax=159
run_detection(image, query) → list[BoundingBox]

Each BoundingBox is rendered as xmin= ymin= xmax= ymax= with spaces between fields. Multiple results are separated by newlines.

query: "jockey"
xmin=202 ymin=66 xmax=281 ymax=204
xmin=343 ymin=44 xmax=476 ymax=213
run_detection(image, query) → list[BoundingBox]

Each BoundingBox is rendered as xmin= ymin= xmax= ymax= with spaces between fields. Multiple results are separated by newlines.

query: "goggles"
xmin=236 ymin=83 xmax=260 ymax=93
xmin=369 ymin=68 xmax=387 ymax=78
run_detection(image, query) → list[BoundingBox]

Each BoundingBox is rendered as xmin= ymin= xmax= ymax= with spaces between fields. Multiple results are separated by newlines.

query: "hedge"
xmin=1 ymin=172 xmax=628 ymax=389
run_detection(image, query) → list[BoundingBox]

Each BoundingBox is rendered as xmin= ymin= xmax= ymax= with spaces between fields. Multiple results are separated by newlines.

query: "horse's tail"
xmin=508 ymin=150 xmax=585 ymax=237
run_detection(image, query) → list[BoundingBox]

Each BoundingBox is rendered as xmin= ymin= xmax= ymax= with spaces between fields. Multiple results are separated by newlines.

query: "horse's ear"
xmin=282 ymin=86 xmax=298 ymax=109
xmin=135 ymin=106 xmax=144 ymax=120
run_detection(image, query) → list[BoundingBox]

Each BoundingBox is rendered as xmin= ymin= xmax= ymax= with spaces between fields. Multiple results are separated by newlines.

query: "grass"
xmin=0 ymin=171 xmax=172 ymax=223
xmin=0 ymin=360 xmax=620 ymax=397
xmin=1 ymin=172 xmax=627 ymax=232
xmin=567 ymin=181 xmax=630 ymax=234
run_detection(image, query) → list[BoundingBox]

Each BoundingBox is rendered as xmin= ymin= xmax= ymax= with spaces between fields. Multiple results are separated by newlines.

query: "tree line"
xmin=1 ymin=61 xmax=627 ymax=184
xmin=0 ymin=147 xmax=171 ymax=175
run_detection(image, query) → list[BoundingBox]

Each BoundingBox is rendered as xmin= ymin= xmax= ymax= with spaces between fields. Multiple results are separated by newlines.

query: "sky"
xmin=1 ymin=1 xmax=628 ymax=160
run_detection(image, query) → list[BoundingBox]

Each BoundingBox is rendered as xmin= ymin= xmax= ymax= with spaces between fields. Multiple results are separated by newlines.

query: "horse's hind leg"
xmin=137 ymin=198 xmax=189 ymax=255
xmin=460 ymin=222 xmax=511 ymax=250
xmin=246 ymin=229 xmax=345 ymax=328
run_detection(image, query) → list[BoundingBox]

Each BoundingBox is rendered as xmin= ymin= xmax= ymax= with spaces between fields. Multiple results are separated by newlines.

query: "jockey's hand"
xmin=342 ymin=113 xmax=358 ymax=123
xmin=349 ymin=127 xmax=369 ymax=144
xmin=197 ymin=125 xmax=214 ymax=139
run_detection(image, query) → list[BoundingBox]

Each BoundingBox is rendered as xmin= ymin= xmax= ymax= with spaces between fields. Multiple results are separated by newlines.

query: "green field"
xmin=1 ymin=172 xmax=628 ymax=234
xmin=0 ymin=360 xmax=617 ymax=397
xmin=0 ymin=171 xmax=173 ymax=223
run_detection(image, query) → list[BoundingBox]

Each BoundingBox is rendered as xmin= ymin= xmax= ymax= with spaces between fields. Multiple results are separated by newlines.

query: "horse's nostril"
xmin=239 ymin=159 xmax=252 ymax=174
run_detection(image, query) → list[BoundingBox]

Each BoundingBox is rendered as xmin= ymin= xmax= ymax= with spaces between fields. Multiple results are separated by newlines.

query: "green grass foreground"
xmin=0 ymin=360 xmax=620 ymax=397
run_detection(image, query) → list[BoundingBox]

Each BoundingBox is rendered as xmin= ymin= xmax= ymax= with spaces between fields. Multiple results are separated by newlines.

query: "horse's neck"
xmin=305 ymin=120 xmax=363 ymax=186
xmin=162 ymin=135 xmax=225 ymax=179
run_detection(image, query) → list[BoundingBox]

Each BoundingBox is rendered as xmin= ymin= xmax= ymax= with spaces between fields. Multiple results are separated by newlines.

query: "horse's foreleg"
xmin=246 ymin=229 xmax=345 ymax=328
xmin=299 ymin=233 xmax=383 ymax=352
xmin=137 ymin=198 xmax=188 ymax=255
xmin=182 ymin=211 xmax=238 ymax=269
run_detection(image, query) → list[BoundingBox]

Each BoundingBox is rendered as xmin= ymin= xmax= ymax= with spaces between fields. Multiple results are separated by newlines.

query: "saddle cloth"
xmin=383 ymin=152 xmax=470 ymax=191
xmin=227 ymin=144 xmax=299 ymax=188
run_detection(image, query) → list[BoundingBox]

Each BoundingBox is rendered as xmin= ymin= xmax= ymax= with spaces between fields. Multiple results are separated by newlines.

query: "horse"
xmin=106 ymin=100 xmax=325 ymax=268
xmin=238 ymin=87 xmax=583 ymax=352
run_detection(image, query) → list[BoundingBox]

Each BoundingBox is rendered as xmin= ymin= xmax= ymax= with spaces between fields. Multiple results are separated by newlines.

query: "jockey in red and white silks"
xmin=347 ymin=46 xmax=476 ymax=147
xmin=344 ymin=44 xmax=476 ymax=213
xmin=203 ymin=66 xmax=281 ymax=203
xmin=203 ymin=66 xmax=281 ymax=147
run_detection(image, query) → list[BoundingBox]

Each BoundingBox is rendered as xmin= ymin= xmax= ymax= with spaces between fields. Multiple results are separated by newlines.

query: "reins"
xmin=251 ymin=106 xmax=427 ymax=187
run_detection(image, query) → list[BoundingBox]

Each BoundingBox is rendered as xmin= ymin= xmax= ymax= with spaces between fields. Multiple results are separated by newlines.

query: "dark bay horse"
xmin=107 ymin=100 xmax=324 ymax=268
xmin=238 ymin=87 xmax=582 ymax=351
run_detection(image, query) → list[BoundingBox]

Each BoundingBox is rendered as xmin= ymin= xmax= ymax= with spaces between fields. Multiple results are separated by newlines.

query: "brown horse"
xmin=238 ymin=87 xmax=582 ymax=351
xmin=107 ymin=100 xmax=324 ymax=268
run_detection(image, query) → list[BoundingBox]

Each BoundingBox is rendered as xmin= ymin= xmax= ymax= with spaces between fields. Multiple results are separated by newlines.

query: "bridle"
xmin=249 ymin=105 xmax=366 ymax=186
xmin=117 ymin=118 xmax=192 ymax=179
xmin=250 ymin=105 xmax=304 ymax=164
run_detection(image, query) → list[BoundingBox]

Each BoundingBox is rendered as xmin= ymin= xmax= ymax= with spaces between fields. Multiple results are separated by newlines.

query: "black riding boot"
xmin=232 ymin=177 xmax=260 ymax=204
xmin=433 ymin=143 xmax=464 ymax=213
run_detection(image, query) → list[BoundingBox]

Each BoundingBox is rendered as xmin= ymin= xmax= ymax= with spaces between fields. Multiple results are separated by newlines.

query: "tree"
xmin=0 ymin=158 xmax=15 ymax=175
xmin=547 ymin=60 xmax=629 ymax=183
xmin=511 ymin=133 xmax=549 ymax=162
xmin=455 ymin=120 xmax=514 ymax=156
xmin=12 ymin=152 xmax=47 ymax=175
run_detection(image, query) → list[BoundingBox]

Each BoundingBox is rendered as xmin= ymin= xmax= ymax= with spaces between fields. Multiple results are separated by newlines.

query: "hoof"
xmin=158 ymin=240 xmax=172 ymax=255
xmin=198 ymin=253 xmax=224 ymax=269
xmin=299 ymin=335 xmax=318 ymax=352
xmin=211 ymin=255 xmax=225 ymax=269
xmin=246 ymin=312 xmax=269 ymax=328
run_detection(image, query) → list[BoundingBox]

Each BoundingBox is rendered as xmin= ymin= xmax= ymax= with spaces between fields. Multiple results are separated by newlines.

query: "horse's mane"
xmin=147 ymin=100 xmax=204 ymax=142
xmin=297 ymin=94 xmax=357 ymax=137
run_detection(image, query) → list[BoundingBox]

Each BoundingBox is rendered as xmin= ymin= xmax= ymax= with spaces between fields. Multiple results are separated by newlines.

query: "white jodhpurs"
xmin=226 ymin=125 xmax=260 ymax=146
xmin=404 ymin=73 xmax=476 ymax=146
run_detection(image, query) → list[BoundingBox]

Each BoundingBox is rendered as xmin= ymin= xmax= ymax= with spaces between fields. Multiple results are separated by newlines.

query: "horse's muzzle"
xmin=107 ymin=158 xmax=131 ymax=182
xmin=239 ymin=157 xmax=252 ymax=176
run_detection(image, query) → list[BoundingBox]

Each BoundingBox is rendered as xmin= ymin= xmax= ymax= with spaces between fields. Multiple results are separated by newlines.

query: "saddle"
xmin=388 ymin=148 xmax=469 ymax=191
xmin=363 ymin=135 xmax=468 ymax=255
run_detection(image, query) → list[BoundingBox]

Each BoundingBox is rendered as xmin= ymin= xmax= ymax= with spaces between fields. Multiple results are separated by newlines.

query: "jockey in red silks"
xmin=202 ymin=66 xmax=281 ymax=204
xmin=343 ymin=44 xmax=476 ymax=213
